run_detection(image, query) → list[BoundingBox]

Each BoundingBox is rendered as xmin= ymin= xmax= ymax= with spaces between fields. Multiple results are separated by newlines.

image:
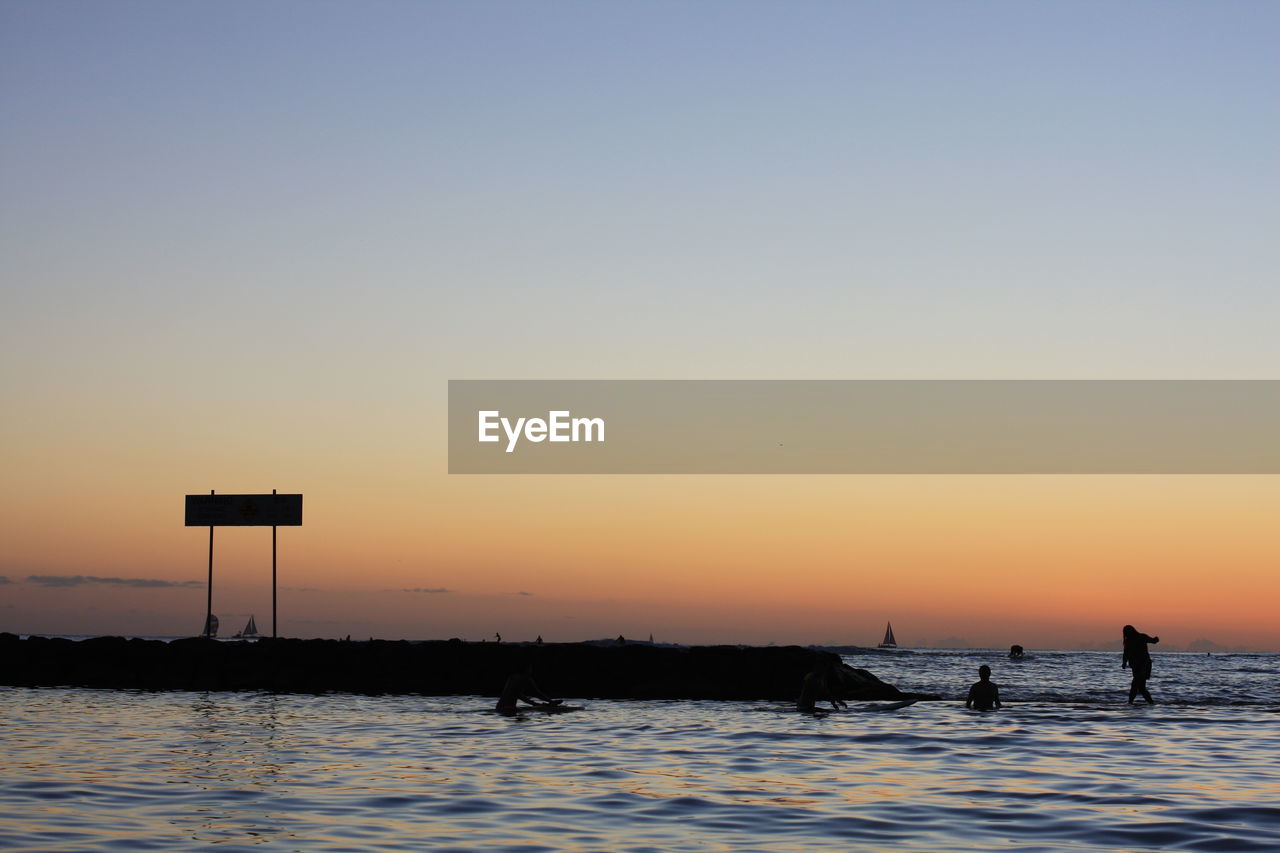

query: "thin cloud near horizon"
xmin=24 ymin=575 xmax=203 ymax=589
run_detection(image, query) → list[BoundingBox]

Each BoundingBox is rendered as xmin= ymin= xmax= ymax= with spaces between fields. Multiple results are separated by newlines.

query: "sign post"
xmin=185 ymin=492 xmax=303 ymax=640
xmin=206 ymin=490 xmax=214 ymax=638
xmin=272 ymin=489 xmax=278 ymax=639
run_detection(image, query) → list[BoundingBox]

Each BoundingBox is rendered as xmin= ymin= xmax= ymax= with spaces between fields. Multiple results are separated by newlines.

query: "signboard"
xmin=185 ymin=493 xmax=303 ymax=527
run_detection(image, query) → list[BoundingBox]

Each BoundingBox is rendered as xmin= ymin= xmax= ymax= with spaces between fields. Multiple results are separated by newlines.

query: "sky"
xmin=2 ymin=1 xmax=1277 ymax=650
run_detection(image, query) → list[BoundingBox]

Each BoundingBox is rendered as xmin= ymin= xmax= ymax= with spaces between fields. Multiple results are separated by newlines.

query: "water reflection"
xmin=3 ymin=684 xmax=1279 ymax=852
xmin=162 ymin=693 xmax=290 ymax=846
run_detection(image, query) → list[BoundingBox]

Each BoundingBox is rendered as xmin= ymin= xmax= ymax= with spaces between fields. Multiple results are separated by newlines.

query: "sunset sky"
xmin=2 ymin=2 xmax=1277 ymax=650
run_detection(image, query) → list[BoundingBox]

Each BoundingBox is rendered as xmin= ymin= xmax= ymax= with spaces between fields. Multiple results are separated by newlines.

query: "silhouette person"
xmin=495 ymin=664 xmax=560 ymax=714
xmin=797 ymin=656 xmax=849 ymax=712
xmin=966 ymin=665 xmax=1002 ymax=710
xmin=1009 ymin=645 xmax=1024 ymax=659
xmin=1121 ymin=624 xmax=1159 ymax=704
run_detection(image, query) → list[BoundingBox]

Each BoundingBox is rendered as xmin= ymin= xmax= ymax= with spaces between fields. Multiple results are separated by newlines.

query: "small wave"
xmin=1175 ymin=805 xmax=1280 ymax=824
xmin=436 ymin=797 xmax=505 ymax=815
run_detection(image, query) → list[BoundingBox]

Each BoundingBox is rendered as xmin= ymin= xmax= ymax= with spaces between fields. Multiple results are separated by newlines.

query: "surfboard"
xmin=491 ymin=704 xmax=586 ymax=715
xmin=788 ymin=699 xmax=919 ymax=714
xmin=859 ymin=699 xmax=917 ymax=712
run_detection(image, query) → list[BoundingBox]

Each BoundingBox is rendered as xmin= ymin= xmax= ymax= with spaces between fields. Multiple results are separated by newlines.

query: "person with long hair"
xmin=1122 ymin=624 xmax=1160 ymax=704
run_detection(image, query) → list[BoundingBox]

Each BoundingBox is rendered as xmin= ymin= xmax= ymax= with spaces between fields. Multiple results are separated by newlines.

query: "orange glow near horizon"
xmin=4 ymin=0 xmax=1277 ymax=657
xmin=2 ymin=469 xmax=1277 ymax=650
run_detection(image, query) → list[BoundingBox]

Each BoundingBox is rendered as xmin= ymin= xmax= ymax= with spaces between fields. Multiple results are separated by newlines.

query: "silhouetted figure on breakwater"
xmin=496 ymin=664 xmax=560 ymax=714
xmin=797 ymin=657 xmax=849 ymax=712
xmin=966 ymin=665 xmax=1001 ymax=711
xmin=1122 ymin=624 xmax=1160 ymax=704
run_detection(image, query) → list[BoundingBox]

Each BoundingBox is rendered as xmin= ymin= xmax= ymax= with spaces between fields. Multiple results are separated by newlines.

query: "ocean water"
xmin=2 ymin=650 xmax=1277 ymax=852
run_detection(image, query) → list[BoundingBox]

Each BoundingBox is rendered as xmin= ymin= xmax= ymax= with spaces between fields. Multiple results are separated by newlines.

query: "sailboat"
xmin=233 ymin=615 xmax=259 ymax=639
xmin=202 ymin=614 xmax=219 ymax=638
xmin=877 ymin=622 xmax=897 ymax=649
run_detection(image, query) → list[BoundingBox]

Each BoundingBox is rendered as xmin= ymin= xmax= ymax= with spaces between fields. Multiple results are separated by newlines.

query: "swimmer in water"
xmin=797 ymin=656 xmax=849 ymax=712
xmin=965 ymin=665 xmax=1002 ymax=711
xmin=496 ymin=664 xmax=561 ymax=713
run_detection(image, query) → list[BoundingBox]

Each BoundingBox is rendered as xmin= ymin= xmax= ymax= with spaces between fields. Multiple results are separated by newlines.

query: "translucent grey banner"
xmin=448 ymin=380 xmax=1280 ymax=474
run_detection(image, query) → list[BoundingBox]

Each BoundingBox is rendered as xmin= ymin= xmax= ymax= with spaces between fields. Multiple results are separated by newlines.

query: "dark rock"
xmin=0 ymin=637 xmax=938 ymax=701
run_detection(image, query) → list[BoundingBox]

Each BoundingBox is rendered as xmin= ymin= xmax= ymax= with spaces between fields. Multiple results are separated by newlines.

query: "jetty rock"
xmin=0 ymin=634 xmax=938 ymax=701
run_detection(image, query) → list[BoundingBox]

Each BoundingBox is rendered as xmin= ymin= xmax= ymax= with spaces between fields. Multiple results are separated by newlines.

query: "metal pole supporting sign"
xmin=206 ymin=489 xmax=214 ymax=638
xmin=185 ymin=491 xmax=303 ymax=640
xmin=272 ymin=488 xmax=278 ymax=639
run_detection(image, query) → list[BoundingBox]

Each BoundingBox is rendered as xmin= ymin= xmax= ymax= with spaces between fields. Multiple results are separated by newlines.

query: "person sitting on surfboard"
xmin=496 ymin=665 xmax=561 ymax=713
xmin=797 ymin=656 xmax=849 ymax=712
xmin=965 ymin=665 xmax=1002 ymax=711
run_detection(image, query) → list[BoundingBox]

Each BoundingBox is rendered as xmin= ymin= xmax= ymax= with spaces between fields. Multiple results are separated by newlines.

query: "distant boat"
xmin=203 ymin=614 xmax=219 ymax=638
xmin=877 ymin=622 xmax=897 ymax=648
xmin=233 ymin=615 xmax=259 ymax=639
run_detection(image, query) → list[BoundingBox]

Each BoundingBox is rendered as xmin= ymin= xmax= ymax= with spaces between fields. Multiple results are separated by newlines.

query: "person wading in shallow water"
xmin=965 ymin=665 xmax=1002 ymax=711
xmin=1122 ymin=624 xmax=1160 ymax=704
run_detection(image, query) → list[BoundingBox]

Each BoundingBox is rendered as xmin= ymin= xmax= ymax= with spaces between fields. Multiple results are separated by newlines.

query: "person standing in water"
xmin=965 ymin=665 xmax=1002 ymax=711
xmin=1122 ymin=624 xmax=1160 ymax=704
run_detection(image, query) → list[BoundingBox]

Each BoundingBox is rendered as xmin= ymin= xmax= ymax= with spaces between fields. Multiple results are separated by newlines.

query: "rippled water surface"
xmin=3 ymin=651 xmax=1278 ymax=851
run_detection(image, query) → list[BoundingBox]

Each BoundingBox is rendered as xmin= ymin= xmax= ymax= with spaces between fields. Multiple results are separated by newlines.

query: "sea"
xmin=3 ymin=647 xmax=1277 ymax=852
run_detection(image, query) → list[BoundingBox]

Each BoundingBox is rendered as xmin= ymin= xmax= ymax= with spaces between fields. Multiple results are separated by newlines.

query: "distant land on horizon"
xmin=6 ymin=632 xmax=1262 ymax=654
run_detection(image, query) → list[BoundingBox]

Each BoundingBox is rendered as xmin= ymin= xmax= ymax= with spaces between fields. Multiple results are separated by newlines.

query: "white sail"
xmin=203 ymin=614 xmax=219 ymax=638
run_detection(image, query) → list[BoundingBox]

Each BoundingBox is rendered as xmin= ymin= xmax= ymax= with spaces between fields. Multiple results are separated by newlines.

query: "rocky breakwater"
xmin=0 ymin=634 xmax=937 ymax=701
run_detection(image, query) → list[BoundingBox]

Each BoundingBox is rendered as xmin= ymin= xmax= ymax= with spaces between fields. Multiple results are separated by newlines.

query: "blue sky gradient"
xmin=2 ymin=2 xmax=1277 ymax=643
